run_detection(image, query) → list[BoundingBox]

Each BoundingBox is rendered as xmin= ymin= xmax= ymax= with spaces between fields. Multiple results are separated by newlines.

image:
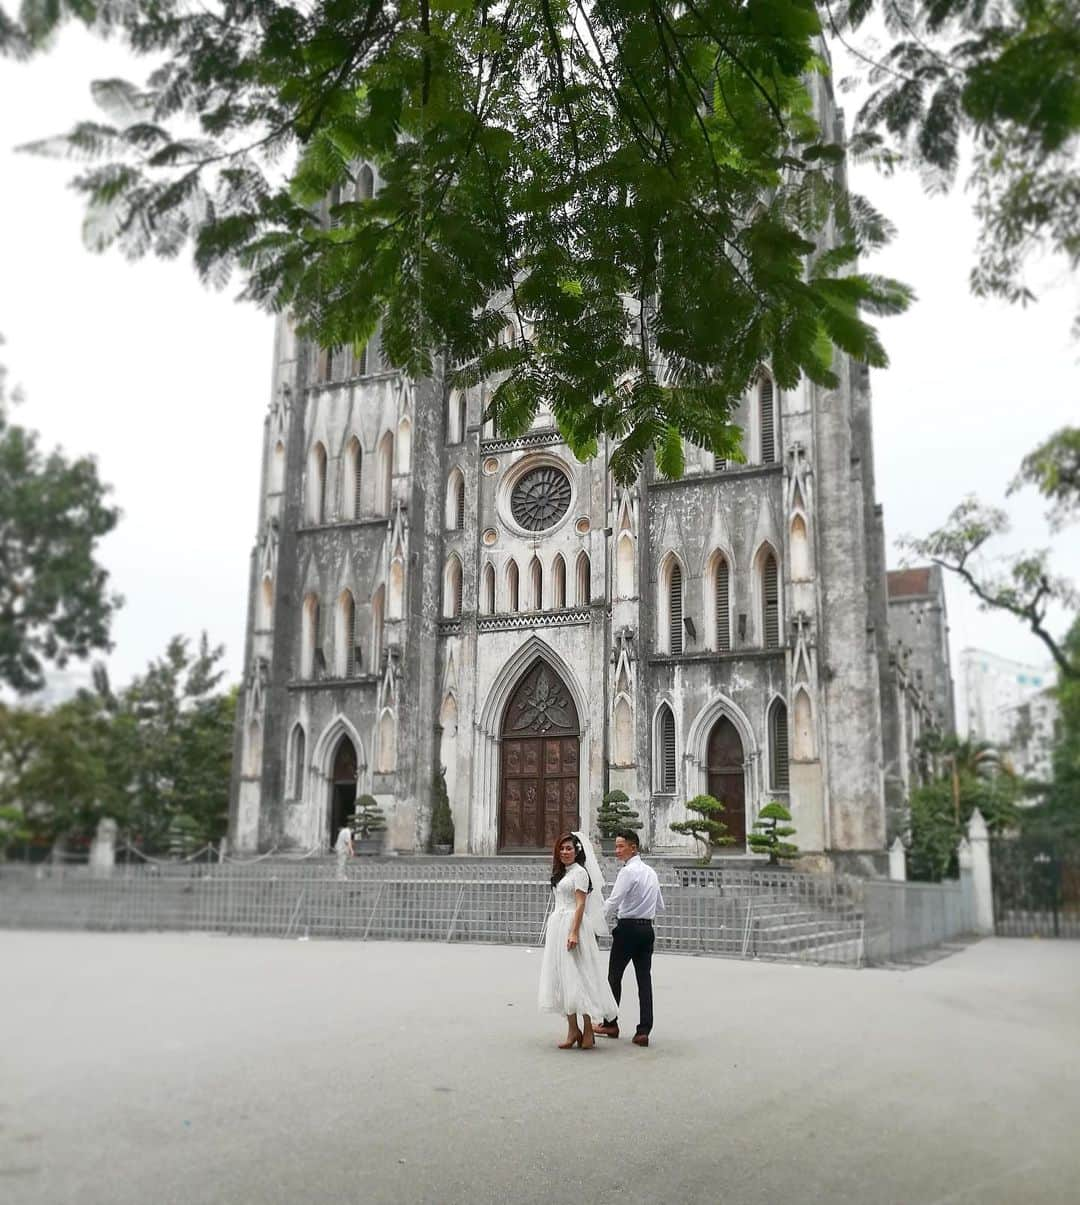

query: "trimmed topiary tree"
xmin=430 ymin=767 xmax=454 ymax=852
xmin=748 ymin=802 xmax=799 ymax=865
xmin=597 ymin=789 xmax=642 ymax=838
xmin=352 ymin=794 xmax=387 ymax=840
xmin=670 ymin=795 xmax=734 ymax=864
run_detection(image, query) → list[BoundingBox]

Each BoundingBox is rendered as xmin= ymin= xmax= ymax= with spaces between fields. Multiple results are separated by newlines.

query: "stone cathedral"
xmin=228 ymin=74 xmax=951 ymax=867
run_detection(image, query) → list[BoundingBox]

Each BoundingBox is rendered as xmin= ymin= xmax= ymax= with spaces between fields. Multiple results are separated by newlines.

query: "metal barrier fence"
xmin=0 ymin=859 xmax=976 ymax=967
xmin=856 ymin=877 xmax=975 ymax=963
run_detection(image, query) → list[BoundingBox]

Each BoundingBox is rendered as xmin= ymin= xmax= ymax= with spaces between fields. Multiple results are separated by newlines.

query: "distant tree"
xmin=597 ymin=789 xmax=642 ymax=838
xmin=0 ymin=347 xmax=122 ymax=693
xmin=747 ymin=801 xmax=799 ymax=864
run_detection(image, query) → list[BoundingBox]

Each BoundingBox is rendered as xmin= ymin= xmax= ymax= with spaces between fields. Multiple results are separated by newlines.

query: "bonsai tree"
xmin=352 ymin=795 xmax=387 ymax=840
xmin=430 ymin=768 xmax=454 ymax=851
xmin=670 ymin=794 xmax=734 ymax=864
xmin=748 ymin=802 xmax=799 ymax=865
xmin=597 ymin=789 xmax=642 ymax=838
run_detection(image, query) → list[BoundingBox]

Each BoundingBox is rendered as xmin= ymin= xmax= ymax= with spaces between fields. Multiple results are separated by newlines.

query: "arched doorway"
xmin=707 ymin=716 xmax=746 ymax=847
xmin=499 ymin=660 xmax=580 ymax=851
xmin=330 ymin=736 xmax=358 ymax=846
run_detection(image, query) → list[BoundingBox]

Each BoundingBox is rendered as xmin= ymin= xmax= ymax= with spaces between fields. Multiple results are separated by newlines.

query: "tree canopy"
xmin=0 ymin=346 xmax=121 ymax=693
xmin=10 ymin=0 xmax=911 ymax=482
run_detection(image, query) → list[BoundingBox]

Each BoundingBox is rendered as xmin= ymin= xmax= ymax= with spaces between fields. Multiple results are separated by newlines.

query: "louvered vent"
xmin=760 ymin=375 xmax=776 ymax=464
xmin=669 ymin=564 xmax=683 ymax=654
xmin=771 ymin=700 xmax=790 ymax=790
xmin=660 ymin=707 xmax=677 ymax=792
xmin=715 ymin=558 xmax=731 ymax=652
xmin=763 ymin=554 xmax=780 ymax=648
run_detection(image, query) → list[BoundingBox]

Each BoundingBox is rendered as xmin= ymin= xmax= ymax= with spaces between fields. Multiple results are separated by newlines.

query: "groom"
xmin=595 ymin=830 xmax=665 ymax=1047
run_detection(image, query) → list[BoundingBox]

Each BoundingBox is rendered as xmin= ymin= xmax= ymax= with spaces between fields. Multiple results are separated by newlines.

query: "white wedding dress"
xmin=538 ymin=863 xmax=619 ymax=1019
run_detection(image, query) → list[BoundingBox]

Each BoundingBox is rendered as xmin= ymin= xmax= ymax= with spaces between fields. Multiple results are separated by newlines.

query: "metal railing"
xmin=0 ymin=859 xmax=974 ymax=967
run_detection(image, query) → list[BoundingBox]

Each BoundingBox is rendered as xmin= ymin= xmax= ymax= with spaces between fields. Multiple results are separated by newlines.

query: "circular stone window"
xmin=510 ymin=466 xmax=572 ymax=532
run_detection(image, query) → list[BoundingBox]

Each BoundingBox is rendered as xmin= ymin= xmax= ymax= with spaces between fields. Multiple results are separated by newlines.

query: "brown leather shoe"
xmin=632 ymin=1033 xmax=649 ymax=1047
xmin=594 ymin=1023 xmax=620 ymax=1039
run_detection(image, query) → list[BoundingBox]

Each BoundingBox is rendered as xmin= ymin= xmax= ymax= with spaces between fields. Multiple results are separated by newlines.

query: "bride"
xmin=538 ymin=831 xmax=619 ymax=1049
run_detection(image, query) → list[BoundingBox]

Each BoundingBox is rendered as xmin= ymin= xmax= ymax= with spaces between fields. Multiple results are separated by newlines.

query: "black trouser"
xmin=605 ymin=919 xmax=654 ymax=1034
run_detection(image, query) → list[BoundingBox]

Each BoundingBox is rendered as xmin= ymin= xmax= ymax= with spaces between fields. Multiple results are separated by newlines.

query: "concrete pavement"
xmin=2 ymin=932 xmax=1078 ymax=1205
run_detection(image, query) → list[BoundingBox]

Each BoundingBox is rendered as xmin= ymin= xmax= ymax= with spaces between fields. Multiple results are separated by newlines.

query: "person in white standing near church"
xmin=538 ymin=832 xmax=618 ymax=1049
xmin=594 ymin=830 xmax=665 ymax=1047
xmin=333 ymin=821 xmax=354 ymax=880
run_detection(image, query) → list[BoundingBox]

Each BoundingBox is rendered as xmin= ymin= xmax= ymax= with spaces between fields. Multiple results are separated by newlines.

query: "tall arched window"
xmin=481 ymin=563 xmax=496 ymax=614
xmin=397 ymin=418 xmax=412 ymax=474
xmin=456 ymin=474 xmax=466 ymax=530
xmin=446 ymin=468 xmax=465 ymax=530
xmin=793 ymin=689 xmax=813 ymax=760
xmin=344 ymin=437 xmax=362 ymax=521
xmin=791 ymin=514 xmax=810 ymax=581
xmin=575 ymin=552 xmax=591 ymax=606
xmin=356 ymin=164 xmax=374 ymax=201
xmin=371 ymin=585 xmax=385 ymax=670
xmin=762 ymin=551 xmax=780 ymax=648
xmin=613 ymin=697 xmax=633 ymax=765
xmin=615 ymin=533 xmax=634 ymax=599
xmin=307 ymin=443 xmax=328 ymax=524
xmin=714 ymin=555 xmax=731 ymax=652
xmin=552 ymin=555 xmax=566 ymax=610
xmin=759 ymin=373 xmax=777 ymax=465
xmin=270 ymin=440 xmax=285 ymax=493
xmin=301 ymin=593 xmax=320 ymax=678
xmin=377 ymin=709 xmax=397 ymax=773
xmin=336 ymin=591 xmax=357 ymax=677
xmin=388 ymin=558 xmax=405 ymax=620
xmin=289 ymin=724 xmax=306 ymax=799
xmin=769 ymin=697 xmax=790 ymax=790
xmin=258 ymin=575 xmax=273 ymax=630
xmin=529 ymin=556 xmax=543 ymax=611
xmin=444 ymin=556 xmax=463 ymax=618
xmin=506 ymin=560 xmax=520 ymax=612
xmin=376 ymin=432 xmax=394 ymax=515
xmin=656 ymin=704 xmax=677 ymax=793
xmin=448 ymin=390 xmax=467 ymax=444
xmin=667 ymin=560 xmax=684 ymax=654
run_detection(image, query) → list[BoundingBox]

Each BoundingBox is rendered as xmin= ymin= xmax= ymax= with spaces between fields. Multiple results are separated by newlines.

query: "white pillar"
xmin=966 ymin=809 xmax=994 ymax=936
xmin=888 ymin=836 xmax=907 ymax=882
xmin=89 ymin=817 xmax=117 ymax=879
xmin=957 ymin=837 xmax=975 ymax=932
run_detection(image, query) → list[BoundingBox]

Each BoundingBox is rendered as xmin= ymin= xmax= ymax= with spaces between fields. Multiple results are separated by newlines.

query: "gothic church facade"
xmin=228 ymin=76 xmax=935 ymax=864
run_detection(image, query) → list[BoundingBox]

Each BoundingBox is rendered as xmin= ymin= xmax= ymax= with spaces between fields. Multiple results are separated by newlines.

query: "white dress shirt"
xmin=602 ymin=855 xmax=665 ymax=927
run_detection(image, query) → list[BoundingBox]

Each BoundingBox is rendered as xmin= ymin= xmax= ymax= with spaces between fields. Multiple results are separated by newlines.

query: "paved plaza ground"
xmin=2 ymin=932 xmax=1078 ymax=1205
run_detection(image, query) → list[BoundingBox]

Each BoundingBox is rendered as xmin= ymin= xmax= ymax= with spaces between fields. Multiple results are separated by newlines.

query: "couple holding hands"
xmin=538 ymin=829 xmax=665 ymax=1049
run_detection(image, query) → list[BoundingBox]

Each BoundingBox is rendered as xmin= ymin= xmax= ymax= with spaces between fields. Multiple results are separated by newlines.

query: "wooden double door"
xmin=706 ymin=716 xmax=746 ymax=847
xmin=499 ymin=661 xmax=580 ymax=852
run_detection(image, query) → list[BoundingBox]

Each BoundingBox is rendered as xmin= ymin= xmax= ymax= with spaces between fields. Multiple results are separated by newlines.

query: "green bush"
xmin=597 ymin=789 xmax=642 ymax=837
xmin=670 ymin=794 xmax=734 ymax=864
xmin=430 ymin=768 xmax=454 ymax=848
xmin=747 ymin=801 xmax=798 ymax=865
xmin=352 ymin=795 xmax=387 ymax=839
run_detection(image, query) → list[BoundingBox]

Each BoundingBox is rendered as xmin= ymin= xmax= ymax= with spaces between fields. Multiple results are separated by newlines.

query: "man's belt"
xmin=617 ymin=917 xmax=654 ymax=925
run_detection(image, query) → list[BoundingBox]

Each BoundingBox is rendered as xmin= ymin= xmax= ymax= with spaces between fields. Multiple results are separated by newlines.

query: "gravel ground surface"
xmin=2 ymin=931 xmax=1078 ymax=1205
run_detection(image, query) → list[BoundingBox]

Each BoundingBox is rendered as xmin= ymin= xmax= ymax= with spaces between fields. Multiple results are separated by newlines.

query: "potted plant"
xmin=747 ymin=801 xmax=799 ymax=866
xmin=430 ymin=768 xmax=455 ymax=855
xmin=351 ymin=795 xmax=387 ymax=855
xmin=597 ymin=789 xmax=642 ymax=855
xmin=669 ymin=794 xmax=734 ymax=865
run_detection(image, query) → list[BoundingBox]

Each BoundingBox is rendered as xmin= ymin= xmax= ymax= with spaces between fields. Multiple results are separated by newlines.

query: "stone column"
xmin=89 ymin=817 xmax=117 ymax=880
xmin=957 ymin=837 xmax=975 ymax=933
xmin=888 ymin=836 xmax=907 ymax=882
xmin=966 ymin=809 xmax=994 ymax=936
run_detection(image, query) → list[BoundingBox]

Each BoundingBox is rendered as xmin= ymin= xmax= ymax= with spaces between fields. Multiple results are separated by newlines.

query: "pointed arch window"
xmin=301 ymin=593 xmax=320 ymax=679
xmin=289 ymin=724 xmax=306 ymax=799
xmin=759 ymin=373 xmax=777 ymax=465
xmin=446 ymin=469 xmax=466 ymax=530
xmin=376 ymin=432 xmax=394 ymax=516
xmin=552 ymin=555 xmax=566 ymax=610
xmin=444 ymin=556 xmax=463 ymax=618
xmin=336 ymin=591 xmax=357 ymax=676
xmin=258 ymin=575 xmax=273 ymax=630
xmin=769 ymin=698 xmax=790 ymax=790
xmin=270 ymin=441 xmax=285 ymax=493
xmin=343 ymin=437 xmax=362 ymax=520
xmin=481 ymin=563 xmax=496 ymax=615
xmin=506 ymin=560 xmax=520 ymax=612
xmin=714 ymin=556 xmax=731 ymax=652
xmin=529 ymin=556 xmax=543 ymax=611
xmin=656 ymin=704 xmax=677 ymax=793
xmin=669 ymin=562 xmax=684 ymax=654
xmin=371 ymin=586 xmax=385 ymax=670
xmin=762 ymin=551 xmax=780 ymax=648
xmin=575 ymin=552 xmax=591 ymax=607
xmin=356 ymin=164 xmax=374 ymax=202
xmin=308 ymin=443 xmax=328 ymax=524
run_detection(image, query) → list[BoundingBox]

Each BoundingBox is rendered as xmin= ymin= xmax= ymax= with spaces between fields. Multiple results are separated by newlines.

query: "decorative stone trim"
xmin=649 ymin=463 xmax=783 ymax=490
xmin=477 ymin=608 xmax=590 ymax=633
xmin=437 ymin=619 xmax=463 ymax=636
xmin=480 ymin=429 xmax=562 ymax=455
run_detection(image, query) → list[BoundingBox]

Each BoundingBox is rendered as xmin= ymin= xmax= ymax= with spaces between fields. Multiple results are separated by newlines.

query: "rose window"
xmin=510 ymin=466 xmax=572 ymax=532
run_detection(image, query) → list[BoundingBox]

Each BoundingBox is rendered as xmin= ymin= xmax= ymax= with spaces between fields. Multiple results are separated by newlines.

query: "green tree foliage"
xmin=1023 ymin=615 xmax=1080 ymax=842
xmin=670 ymin=793 xmax=735 ymax=863
xmin=907 ymin=734 xmax=1024 ymax=880
xmin=14 ymin=0 xmax=909 ymax=482
xmin=0 ymin=634 xmax=236 ymax=853
xmin=0 ymin=348 xmax=121 ymax=693
xmin=747 ymin=800 xmax=799 ymax=863
xmin=837 ymin=0 xmax=1080 ymax=324
xmin=597 ymin=788 xmax=642 ymax=837
xmin=430 ymin=766 xmax=454 ymax=848
xmin=353 ymin=794 xmax=388 ymax=839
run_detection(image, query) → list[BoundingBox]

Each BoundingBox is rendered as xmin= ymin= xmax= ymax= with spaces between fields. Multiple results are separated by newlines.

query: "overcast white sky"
xmin=1 ymin=28 xmax=1077 ymax=695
